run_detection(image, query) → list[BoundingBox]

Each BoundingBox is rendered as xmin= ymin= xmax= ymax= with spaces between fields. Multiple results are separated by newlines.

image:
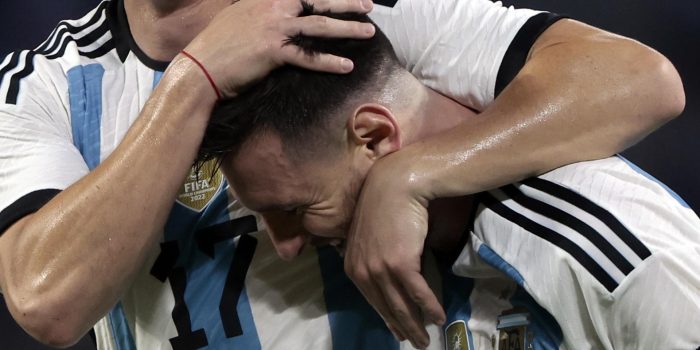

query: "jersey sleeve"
xmin=370 ymin=0 xmax=564 ymax=111
xmin=0 ymin=51 xmax=89 ymax=234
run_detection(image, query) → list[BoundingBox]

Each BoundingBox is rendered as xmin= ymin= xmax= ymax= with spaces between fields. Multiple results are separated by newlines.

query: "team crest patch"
xmin=495 ymin=311 xmax=531 ymax=350
xmin=176 ymin=159 xmax=224 ymax=212
xmin=444 ymin=320 xmax=470 ymax=350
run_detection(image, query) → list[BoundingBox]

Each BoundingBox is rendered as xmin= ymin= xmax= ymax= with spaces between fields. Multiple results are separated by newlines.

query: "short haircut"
xmin=196 ymin=4 xmax=400 ymax=164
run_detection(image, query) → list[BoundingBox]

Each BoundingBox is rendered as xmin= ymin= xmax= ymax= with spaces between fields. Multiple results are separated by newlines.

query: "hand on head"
xmin=178 ymin=0 xmax=375 ymax=99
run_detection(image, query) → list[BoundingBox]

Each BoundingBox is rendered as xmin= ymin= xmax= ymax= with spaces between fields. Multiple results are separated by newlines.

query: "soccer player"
xmin=204 ymin=12 xmax=700 ymax=349
xmin=0 ymin=0 xmax=684 ymax=349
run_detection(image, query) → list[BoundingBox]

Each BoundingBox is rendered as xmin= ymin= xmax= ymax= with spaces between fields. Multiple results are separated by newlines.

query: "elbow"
xmin=5 ymin=288 xmax=88 ymax=348
xmin=636 ymin=47 xmax=686 ymax=123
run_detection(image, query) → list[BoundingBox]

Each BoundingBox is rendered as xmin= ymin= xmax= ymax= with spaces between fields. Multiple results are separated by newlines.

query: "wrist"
xmin=158 ymin=55 xmax=220 ymax=112
xmin=369 ymin=151 xmax=434 ymax=207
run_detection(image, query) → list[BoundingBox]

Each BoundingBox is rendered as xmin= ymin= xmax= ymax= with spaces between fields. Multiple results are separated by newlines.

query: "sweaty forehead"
xmin=221 ymin=134 xmax=308 ymax=211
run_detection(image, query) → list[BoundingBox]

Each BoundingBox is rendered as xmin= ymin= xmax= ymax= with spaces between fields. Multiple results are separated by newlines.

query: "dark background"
xmin=1 ymin=1 xmax=698 ymax=349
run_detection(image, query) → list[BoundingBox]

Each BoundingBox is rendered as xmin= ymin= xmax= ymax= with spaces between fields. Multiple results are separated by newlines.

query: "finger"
xmin=386 ymin=323 xmax=406 ymax=342
xmin=287 ymin=15 xmax=376 ymax=39
xmin=346 ymin=265 xmax=405 ymax=338
xmin=375 ymin=272 xmax=430 ymax=349
xmin=397 ymin=271 xmax=446 ymax=326
xmin=279 ymin=48 xmax=355 ymax=73
xmin=307 ymin=0 xmax=373 ymax=13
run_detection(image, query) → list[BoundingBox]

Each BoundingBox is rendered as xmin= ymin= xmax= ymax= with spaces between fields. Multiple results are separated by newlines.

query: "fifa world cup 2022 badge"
xmin=445 ymin=320 xmax=470 ymax=350
xmin=176 ymin=159 xmax=224 ymax=212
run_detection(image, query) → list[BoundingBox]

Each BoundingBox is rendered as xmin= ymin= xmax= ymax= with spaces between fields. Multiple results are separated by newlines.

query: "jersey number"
xmin=150 ymin=215 xmax=259 ymax=350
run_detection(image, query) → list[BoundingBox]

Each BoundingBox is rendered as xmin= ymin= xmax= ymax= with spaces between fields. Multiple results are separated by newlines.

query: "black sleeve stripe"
xmin=479 ymin=190 xmax=619 ymax=292
xmin=35 ymin=1 xmax=110 ymax=54
xmin=0 ymin=189 xmax=61 ymax=236
xmin=494 ymin=12 xmax=566 ymax=97
xmin=373 ymin=0 xmax=398 ymax=7
xmin=522 ymin=178 xmax=652 ymax=260
xmin=0 ymin=52 xmax=20 ymax=88
xmin=5 ymin=52 xmax=36 ymax=105
xmin=3 ymin=2 xmax=113 ymax=105
xmin=501 ymin=184 xmax=635 ymax=275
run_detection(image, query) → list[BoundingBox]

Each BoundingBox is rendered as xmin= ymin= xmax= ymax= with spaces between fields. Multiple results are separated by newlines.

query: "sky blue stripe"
xmin=509 ymin=288 xmax=563 ymax=349
xmin=616 ymin=155 xmax=690 ymax=208
xmin=317 ymin=247 xmax=398 ymax=350
xmin=67 ymin=64 xmax=104 ymax=171
xmin=153 ymin=70 xmax=164 ymax=88
xmin=441 ymin=268 xmax=476 ymax=350
xmin=181 ymin=185 xmax=262 ymax=349
xmin=68 ymin=63 xmax=136 ymax=349
xmin=108 ymin=303 xmax=137 ymax=350
xmin=477 ymin=244 xmax=526 ymax=286
xmin=477 ymin=245 xmax=563 ymax=348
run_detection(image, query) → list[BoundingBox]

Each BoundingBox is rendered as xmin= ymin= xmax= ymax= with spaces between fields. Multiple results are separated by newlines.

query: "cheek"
xmin=302 ymin=212 xmax=350 ymax=238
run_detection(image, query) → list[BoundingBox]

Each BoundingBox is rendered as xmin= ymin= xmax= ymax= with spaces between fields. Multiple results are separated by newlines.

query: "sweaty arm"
xmin=347 ymin=0 xmax=685 ymax=348
xmin=0 ymin=0 xmax=373 ymax=346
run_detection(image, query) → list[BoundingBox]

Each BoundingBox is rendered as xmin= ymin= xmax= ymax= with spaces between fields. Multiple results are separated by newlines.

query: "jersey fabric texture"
xmin=454 ymin=156 xmax=700 ymax=350
xmin=0 ymin=0 xmax=563 ymax=349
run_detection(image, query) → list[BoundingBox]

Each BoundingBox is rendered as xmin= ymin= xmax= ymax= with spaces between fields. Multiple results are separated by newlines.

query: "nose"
xmin=260 ymin=211 xmax=308 ymax=261
xmin=270 ymin=232 xmax=307 ymax=261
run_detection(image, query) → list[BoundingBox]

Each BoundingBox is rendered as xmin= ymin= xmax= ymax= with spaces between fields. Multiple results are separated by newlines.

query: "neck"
xmin=396 ymin=79 xmax=479 ymax=147
xmin=392 ymin=77 xmax=480 ymax=260
xmin=124 ymin=0 xmax=229 ymax=62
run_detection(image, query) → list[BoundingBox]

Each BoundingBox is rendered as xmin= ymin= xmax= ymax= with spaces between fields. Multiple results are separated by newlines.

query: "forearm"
xmin=0 ymin=57 xmax=214 ymax=347
xmin=383 ymin=19 xmax=684 ymax=201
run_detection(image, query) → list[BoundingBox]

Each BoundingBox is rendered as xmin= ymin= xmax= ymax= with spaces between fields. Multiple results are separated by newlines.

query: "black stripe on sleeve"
xmin=373 ymin=0 xmax=398 ymax=7
xmin=523 ymin=178 xmax=652 ymax=260
xmin=0 ymin=52 xmax=20 ymax=88
xmin=5 ymin=52 xmax=36 ymax=105
xmin=494 ymin=12 xmax=566 ymax=97
xmin=501 ymin=184 xmax=634 ymax=275
xmin=36 ymin=1 xmax=110 ymax=55
xmin=0 ymin=189 xmax=61 ymax=236
xmin=479 ymin=191 xmax=618 ymax=292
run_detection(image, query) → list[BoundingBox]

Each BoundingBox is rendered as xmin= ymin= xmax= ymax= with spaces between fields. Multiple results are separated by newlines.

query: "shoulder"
xmin=0 ymin=1 xmax=128 ymax=107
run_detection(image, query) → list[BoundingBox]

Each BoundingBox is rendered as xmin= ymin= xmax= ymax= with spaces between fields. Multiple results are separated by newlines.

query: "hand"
xmin=180 ymin=0 xmax=375 ymax=98
xmin=344 ymin=158 xmax=446 ymax=349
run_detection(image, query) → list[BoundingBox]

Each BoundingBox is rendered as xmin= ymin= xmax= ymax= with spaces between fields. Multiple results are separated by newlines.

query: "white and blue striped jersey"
xmin=0 ymin=0 xmax=564 ymax=349
xmin=454 ymin=156 xmax=700 ymax=349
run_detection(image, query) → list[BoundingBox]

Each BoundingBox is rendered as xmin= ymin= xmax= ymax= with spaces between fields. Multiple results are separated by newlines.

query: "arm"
xmin=344 ymin=18 xmax=684 ymax=348
xmin=0 ymin=0 xmax=373 ymax=346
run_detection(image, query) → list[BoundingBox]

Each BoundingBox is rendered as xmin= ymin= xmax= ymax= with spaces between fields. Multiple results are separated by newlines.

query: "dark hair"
xmin=196 ymin=4 xmax=400 ymax=164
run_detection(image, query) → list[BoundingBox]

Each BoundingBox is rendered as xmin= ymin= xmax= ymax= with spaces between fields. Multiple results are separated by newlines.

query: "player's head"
xmin=199 ymin=10 xmax=421 ymax=259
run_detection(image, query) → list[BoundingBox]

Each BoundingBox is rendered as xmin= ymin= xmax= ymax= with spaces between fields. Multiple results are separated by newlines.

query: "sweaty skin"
xmin=0 ymin=0 xmax=373 ymax=346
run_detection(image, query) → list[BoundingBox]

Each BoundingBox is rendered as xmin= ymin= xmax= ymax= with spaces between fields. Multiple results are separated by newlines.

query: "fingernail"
xmin=362 ymin=0 xmax=373 ymax=10
xmin=341 ymin=58 xmax=354 ymax=72
xmin=365 ymin=24 xmax=376 ymax=35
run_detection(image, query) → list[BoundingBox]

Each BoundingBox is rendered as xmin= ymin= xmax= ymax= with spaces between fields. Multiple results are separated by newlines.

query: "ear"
xmin=347 ymin=103 xmax=402 ymax=159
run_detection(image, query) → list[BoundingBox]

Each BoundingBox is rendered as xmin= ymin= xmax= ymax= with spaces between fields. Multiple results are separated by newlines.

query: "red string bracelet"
xmin=180 ymin=50 xmax=222 ymax=100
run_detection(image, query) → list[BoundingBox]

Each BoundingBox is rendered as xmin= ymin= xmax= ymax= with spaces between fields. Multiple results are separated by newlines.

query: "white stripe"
xmin=34 ymin=25 xmax=61 ymax=52
xmin=72 ymin=10 xmax=108 ymax=44
xmin=0 ymin=51 xmax=28 ymax=100
xmin=516 ymin=182 xmax=644 ymax=267
xmin=0 ymin=53 xmax=13 ymax=74
xmin=38 ymin=4 xmax=105 ymax=53
xmin=491 ymin=188 xmax=627 ymax=284
xmin=44 ymin=9 xmax=107 ymax=57
xmin=79 ymin=29 xmax=112 ymax=53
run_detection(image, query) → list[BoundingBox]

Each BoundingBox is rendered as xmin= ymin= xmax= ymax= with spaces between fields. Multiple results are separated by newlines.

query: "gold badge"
xmin=445 ymin=320 xmax=470 ymax=350
xmin=176 ymin=159 xmax=224 ymax=212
